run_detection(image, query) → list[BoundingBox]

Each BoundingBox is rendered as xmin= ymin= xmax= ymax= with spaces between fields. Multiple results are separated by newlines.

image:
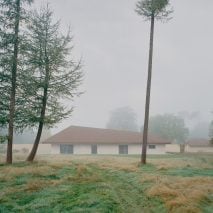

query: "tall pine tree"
xmin=135 ymin=0 xmax=172 ymax=164
xmin=25 ymin=6 xmax=83 ymax=162
xmin=0 ymin=0 xmax=33 ymax=164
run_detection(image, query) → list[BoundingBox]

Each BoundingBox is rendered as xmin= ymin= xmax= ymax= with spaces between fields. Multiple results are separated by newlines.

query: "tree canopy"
xmin=149 ymin=114 xmax=189 ymax=144
xmin=23 ymin=6 xmax=83 ymax=129
xmin=135 ymin=0 xmax=172 ymax=20
xmin=106 ymin=106 xmax=138 ymax=132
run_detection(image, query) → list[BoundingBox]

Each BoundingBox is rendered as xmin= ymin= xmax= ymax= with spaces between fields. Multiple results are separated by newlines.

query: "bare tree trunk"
xmin=141 ymin=14 xmax=155 ymax=164
xmin=7 ymin=0 xmax=21 ymax=164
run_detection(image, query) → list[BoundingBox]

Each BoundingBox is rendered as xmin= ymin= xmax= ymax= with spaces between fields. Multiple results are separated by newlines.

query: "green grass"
xmin=0 ymin=154 xmax=212 ymax=213
xmin=165 ymin=167 xmax=213 ymax=177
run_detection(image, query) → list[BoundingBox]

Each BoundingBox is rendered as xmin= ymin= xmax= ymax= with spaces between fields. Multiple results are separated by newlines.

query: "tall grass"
xmin=0 ymin=153 xmax=212 ymax=212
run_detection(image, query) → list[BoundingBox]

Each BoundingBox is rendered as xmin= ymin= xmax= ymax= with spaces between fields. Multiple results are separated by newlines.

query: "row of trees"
xmin=107 ymin=106 xmax=213 ymax=142
xmin=0 ymin=0 xmax=83 ymax=164
xmin=106 ymin=107 xmax=189 ymax=143
xmin=148 ymin=114 xmax=189 ymax=143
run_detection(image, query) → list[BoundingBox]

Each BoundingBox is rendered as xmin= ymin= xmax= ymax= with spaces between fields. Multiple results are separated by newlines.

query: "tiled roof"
xmin=43 ymin=126 xmax=171 ymax=145
xmin=186 ymin=138 xmax=212 ymax=147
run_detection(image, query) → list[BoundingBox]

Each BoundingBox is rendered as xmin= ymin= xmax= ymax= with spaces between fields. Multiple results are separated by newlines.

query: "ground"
xmin=0 ymin=154 xmax=212 ymax=213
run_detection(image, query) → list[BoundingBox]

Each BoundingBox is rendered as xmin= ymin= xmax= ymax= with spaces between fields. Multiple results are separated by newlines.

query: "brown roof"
xmin=43 ymin=126 xmax=171 ymax=145
xmin=186 ymin=138 xmax=212 ymax=147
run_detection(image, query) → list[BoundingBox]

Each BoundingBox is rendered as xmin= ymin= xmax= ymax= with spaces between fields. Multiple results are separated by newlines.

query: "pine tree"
xmin=25 ymin=6 xmax=83 ymax=162
xmin=135 ymin=0 xmax=172 ymax=164
xmin=0 ymin=0 xmax=33 ymax=164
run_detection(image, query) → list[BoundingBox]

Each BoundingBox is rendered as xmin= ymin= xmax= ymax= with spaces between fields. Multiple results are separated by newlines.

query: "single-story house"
xmin=43 ymin=126 xmax=171 ymax=155
xmin=185 ymin=138 xmax=213 ymax=153
xmin=165 ymin=138 xmax=213 ymax=153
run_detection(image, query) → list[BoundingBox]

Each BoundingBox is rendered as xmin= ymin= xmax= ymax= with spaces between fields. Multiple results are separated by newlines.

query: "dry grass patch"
xmin=25 ymin=179 xmax=49 ymax=192
xmin=3 ymin=165 xmax=52 ymax=176
xmin=64 ymin=164 xmax=102 ymax=184
xmin=96 ymin=161 xmax=138 ymax=172
xmin=149 ymin=157 xmax=213 ymax=170
xmin=25 ymin=178 xmax=64 ymax=192
xmin=48 ymin=161 xmax=71 ymax=169
xmin=0 ymin=164 xmax=55 ymax=182
xmin=146 ymin=176 xmax=213 ymax=213
xmin=0 ymin=186 xmax=23 ymax=201
xmin=71 ymin=156 xmax=139 ymax=172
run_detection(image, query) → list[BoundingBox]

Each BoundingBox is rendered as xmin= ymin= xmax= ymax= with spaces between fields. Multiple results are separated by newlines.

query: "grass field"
xmin=0 ymin=154 xmax=213 ymax=213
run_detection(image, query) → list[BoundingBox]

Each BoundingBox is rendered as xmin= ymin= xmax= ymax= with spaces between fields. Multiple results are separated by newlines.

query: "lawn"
xmin=0 ymin=154 xmax=212 ymax=213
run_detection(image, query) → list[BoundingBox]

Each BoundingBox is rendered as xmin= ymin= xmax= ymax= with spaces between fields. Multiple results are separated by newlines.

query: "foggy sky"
xmin=35 ymin=0 xmax=213 ymax=133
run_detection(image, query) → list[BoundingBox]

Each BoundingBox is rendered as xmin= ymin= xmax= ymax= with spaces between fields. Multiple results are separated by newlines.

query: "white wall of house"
xmin=51 ymin=144 xmax=60 ymax=154
xmin=147 ymin=144 xmax=166 ymax=154
xmin=165 ymin=144 xmax=180 ymax=153
xmin=185 ymin=145 xmax=213 ymax=153
xmin=128 ymin=144 xmax=141 ymax=154
xmin=97 ymin=144 xmax=118 ymax=154
xmin=74 ymin=145 xmax=91 ymax=154
xmin=50 ymin=143 xmax=167 ymax=155
xmin=128 ymin=144 xmax=166 ymax=154
xmin=165 ymin=144 xmax=213 ymax=153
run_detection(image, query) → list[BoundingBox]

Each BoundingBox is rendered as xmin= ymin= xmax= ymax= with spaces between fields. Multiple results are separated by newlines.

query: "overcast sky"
xmin=35 ymin=0 xmax=213 ymax=133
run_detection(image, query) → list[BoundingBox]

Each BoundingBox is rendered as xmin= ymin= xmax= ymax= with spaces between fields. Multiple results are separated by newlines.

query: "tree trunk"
xmin=141 ymin=14 xmax=155 ymax=164
xmin=26 ymin=117 xmax=45 ymax=162
xmin=7 ymin=0 xmax=21 ymax=164
xmin=180 ymin=144 xmax=185 ymax=153
xmin=27 ymin=38 xmax=49 ymax=162
xmin=27 ymin=73 xmax=49 ymax=162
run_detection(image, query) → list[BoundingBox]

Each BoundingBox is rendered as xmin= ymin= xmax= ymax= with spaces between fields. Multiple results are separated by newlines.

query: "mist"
xmin=34 ymin=0 xmax=213 ymax=134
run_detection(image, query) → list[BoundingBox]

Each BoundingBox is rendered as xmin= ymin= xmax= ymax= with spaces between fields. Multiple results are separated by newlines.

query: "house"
xmin=165 ymin=138 xmax=213 ymax=153
xmin=185 ymin=138 xmax=213 ymax=153
xmin=43 ymin=126 xmax=171 ymax=155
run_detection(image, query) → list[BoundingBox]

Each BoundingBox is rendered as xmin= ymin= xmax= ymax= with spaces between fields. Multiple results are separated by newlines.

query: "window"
xmin=148 ymin=145 xmax=156 ymax=149
xmin=60 ymin=145 xmax=73 ymax=154
xmin=119 ymin=145 xmax=128 ymax=154
xmin=91 ymin=145 xmax=97 ymax=154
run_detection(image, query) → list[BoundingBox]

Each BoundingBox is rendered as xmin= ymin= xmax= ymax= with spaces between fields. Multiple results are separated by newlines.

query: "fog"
xmin=35 ymin=0 xmax=213 ymax=133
